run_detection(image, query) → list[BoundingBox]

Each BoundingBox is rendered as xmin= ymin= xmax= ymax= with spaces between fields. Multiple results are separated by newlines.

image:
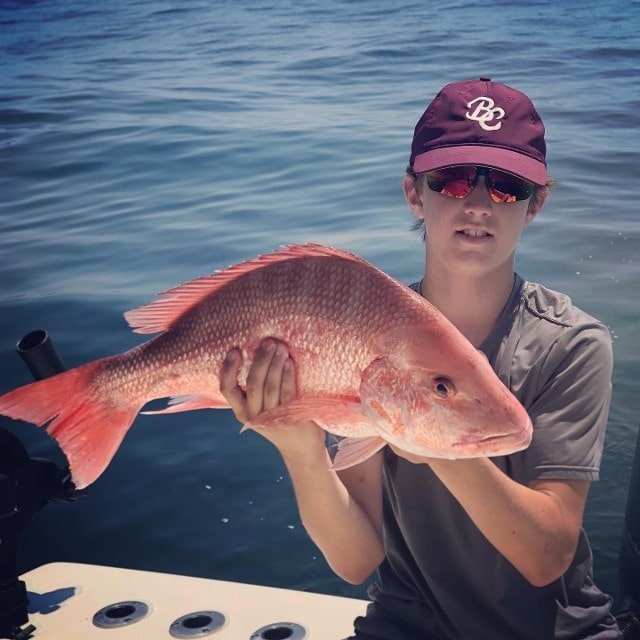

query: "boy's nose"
xmin=463 ymin=177 xmax=494 ymax=214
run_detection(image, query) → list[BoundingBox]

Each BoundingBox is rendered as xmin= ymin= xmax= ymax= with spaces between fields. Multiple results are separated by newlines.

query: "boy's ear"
xmin=403 ymin=175 xmax=425 ymax=219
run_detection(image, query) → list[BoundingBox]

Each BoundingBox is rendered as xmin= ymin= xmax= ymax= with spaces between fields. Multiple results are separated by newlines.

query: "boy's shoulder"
xmin=520 ymin=279 xmax=607 ymax=333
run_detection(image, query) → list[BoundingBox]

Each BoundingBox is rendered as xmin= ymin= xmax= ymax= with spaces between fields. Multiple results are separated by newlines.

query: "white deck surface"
xmin=21 ymin=562 xmax=368 ymax=639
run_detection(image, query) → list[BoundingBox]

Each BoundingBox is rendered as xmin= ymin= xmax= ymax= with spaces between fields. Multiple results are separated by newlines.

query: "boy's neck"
xmin=420 ymin=265 xmax=515 ymax=348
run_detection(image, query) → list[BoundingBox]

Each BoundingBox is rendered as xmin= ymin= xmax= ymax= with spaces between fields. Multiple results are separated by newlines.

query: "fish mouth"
xmin=452 ymin=434 xmax=504 ymax=447
xmin=452 ymin=430 xmax=531 ymax=454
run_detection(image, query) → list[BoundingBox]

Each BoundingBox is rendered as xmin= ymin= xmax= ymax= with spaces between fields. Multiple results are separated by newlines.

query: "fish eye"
xmin=433 ymin=376 xmax=456 ymax=398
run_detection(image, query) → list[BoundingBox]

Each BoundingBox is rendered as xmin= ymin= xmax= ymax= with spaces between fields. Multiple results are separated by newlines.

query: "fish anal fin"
xmin=242 ymin=397 xmax=374 ymax=438
xmin=141 ymin=394 xmax=228 ymax=415
xmin=332 ymin=436 xmax=386 ymax=470
xmin=124 ymin=244 xmax=377 ymax=335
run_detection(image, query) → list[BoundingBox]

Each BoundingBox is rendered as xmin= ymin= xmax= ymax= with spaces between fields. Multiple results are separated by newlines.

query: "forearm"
xmin=220 ymin=342 xmax=384 ymax=583
xmin=281 ymin=447 xmax=384 ymax=585
xmin=426 ymin=457 xmax=586 ymax=587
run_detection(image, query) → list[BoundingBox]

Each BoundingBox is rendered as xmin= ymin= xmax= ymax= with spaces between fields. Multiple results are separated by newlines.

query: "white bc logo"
xmin=465 ymin=96 xmax=505 ymax=131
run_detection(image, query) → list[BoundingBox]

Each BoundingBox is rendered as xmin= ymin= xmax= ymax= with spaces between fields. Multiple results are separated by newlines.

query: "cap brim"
xmin=413 ymin=146 xmax=547 ymax=186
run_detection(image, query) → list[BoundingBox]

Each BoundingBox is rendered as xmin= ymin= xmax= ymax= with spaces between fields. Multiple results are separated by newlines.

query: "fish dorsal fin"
xmin=124 ymin=243 xmax=370 ymax=334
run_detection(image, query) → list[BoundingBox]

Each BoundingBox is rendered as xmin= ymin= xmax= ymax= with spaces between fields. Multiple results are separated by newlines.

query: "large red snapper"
xmin=0 ymin=244 xmax=532 ymax=489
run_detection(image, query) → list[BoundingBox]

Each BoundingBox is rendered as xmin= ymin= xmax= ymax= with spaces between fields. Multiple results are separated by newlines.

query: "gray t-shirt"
xmin=354 ymin=275 xmax=621 ymax=639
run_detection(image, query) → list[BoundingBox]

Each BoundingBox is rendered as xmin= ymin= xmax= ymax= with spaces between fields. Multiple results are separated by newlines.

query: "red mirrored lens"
xmin=425 ymin=166 xmax=532 ymax=202
xmin=426 ymin=167 xmax=475 ymax=198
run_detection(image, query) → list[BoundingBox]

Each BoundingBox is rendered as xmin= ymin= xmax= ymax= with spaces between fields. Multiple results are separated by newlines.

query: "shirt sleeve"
xmin=523 ymin=322 xmax=613 ymax=481
xmin=325 ymin=432 xmax=343 ymax=461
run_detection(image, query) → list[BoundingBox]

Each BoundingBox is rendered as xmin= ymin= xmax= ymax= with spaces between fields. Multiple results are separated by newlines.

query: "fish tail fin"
xmin=0 ymin=361 xmax=140 ymax=490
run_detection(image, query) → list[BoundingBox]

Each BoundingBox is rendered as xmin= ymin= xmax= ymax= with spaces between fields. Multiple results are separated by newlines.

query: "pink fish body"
xmin=0 ymin=244 xmax=532 ymax=489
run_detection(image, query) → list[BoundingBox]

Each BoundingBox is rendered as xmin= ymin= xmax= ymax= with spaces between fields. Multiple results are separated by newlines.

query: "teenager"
xmin=220 ymin=78 xmax=621 ymax=639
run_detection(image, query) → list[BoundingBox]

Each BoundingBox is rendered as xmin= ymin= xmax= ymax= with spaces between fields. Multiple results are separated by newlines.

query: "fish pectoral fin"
xmin=242 ymin=397 xmax=374 ymax=438
xmin=332 ymin=436 xmax=387 ymax=470
xmin=141 ymin=394 xmax=228 ymax=415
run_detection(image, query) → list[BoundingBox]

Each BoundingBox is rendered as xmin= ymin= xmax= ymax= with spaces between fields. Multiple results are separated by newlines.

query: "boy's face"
xmin=405 ymin=171 xmax=543 ymax=277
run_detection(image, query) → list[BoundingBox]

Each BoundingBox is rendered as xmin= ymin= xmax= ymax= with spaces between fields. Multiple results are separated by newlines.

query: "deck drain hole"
xmin=93 ymin=601 xmax=149 ymax=628
xmin=170 ymin=610 xmax=227 ymax=637
xmin=108 ymin=604 xmax=135 ymax=618
xmin=251 ymin=622 xmax=307 ymax=640
xmin=263 ymin=630 xmax=291 ymax=640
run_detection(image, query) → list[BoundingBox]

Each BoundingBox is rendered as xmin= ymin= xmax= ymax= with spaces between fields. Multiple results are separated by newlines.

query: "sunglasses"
xmin=424 ymin=166 xmax=534 ymax=203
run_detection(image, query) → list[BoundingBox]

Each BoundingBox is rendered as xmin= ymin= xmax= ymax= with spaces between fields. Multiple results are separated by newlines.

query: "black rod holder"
xmin=16 ymin=330 xmax=66 ymax=382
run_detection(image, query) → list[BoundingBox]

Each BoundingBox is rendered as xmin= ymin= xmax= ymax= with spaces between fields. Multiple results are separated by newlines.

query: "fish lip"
xmin=452 ymin=431 xmax=529 ymax=449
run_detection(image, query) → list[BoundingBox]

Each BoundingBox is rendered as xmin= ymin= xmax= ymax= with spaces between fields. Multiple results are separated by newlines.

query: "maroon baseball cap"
xmin=409 ymin=78 xmax=547 ymax=185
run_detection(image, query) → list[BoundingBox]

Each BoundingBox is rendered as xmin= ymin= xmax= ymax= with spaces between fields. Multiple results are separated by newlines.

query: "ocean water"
xmin=0 ymin=0 xmax=638 ymax=607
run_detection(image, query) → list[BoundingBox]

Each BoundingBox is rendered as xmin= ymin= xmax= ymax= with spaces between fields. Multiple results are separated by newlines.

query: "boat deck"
xmin=21 ymin=562 xmax=368 ymax=639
